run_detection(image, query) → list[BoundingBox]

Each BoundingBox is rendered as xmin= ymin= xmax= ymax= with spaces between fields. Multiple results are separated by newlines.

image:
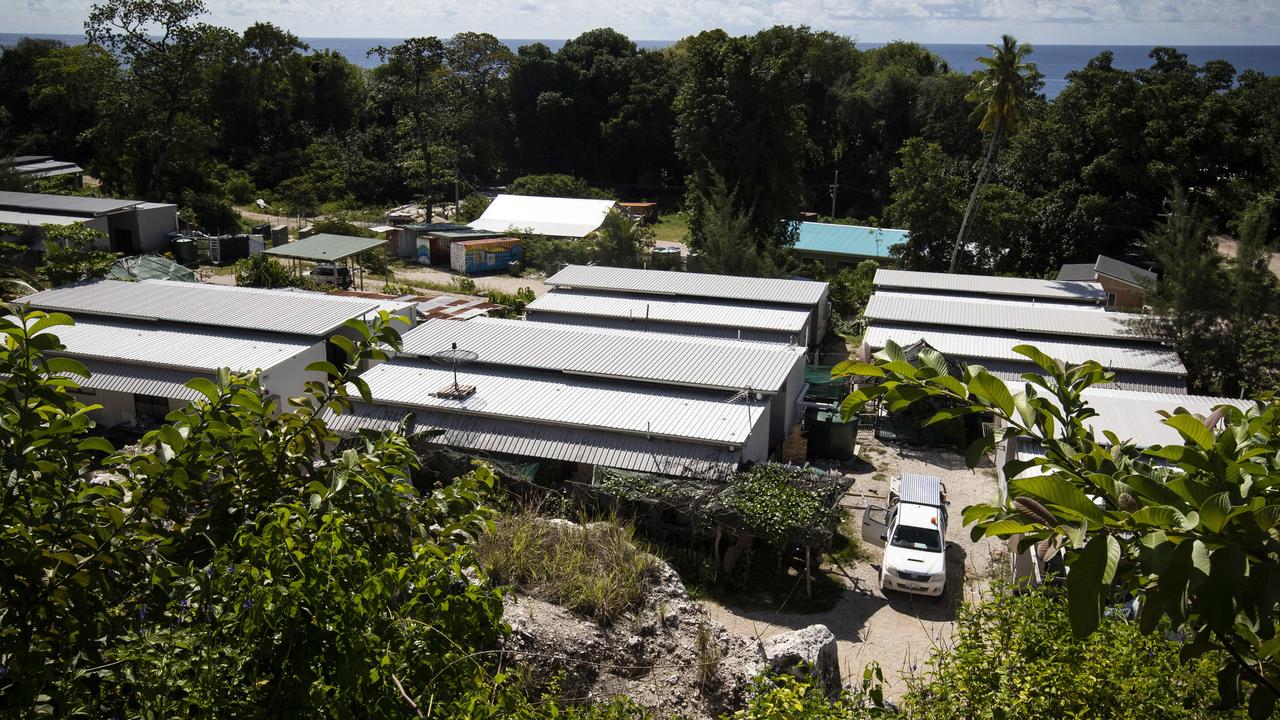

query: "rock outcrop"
xmin=499 ymin=522 xmax=842 ymax=718
xmin=761 ymin=624 xmax=841 ymax=697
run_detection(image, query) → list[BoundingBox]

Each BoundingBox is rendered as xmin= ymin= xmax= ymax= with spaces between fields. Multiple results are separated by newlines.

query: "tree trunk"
xmin=948 ymin=120 xmax=1003 ymax=273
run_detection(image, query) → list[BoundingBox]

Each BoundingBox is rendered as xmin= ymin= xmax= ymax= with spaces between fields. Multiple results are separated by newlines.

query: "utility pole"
xmin=829 ymin=170 xmax=839 ymax=218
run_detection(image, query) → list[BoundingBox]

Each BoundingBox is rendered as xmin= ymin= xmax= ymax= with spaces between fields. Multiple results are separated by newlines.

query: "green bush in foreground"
xmin=902 ymin=587 xmax=1243 ymax=720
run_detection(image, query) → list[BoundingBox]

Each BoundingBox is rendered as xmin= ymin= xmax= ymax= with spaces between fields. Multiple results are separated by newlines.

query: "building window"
xmin=133 ymin=393 xmax=170 ymax=423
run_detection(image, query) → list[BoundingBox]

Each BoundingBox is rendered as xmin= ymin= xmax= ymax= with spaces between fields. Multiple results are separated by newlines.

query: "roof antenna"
xmin=430 ymin=341 xmax=479 ymax=399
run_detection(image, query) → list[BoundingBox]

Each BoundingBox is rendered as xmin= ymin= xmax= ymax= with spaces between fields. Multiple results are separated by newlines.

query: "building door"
xmin=111 ymin=228 xmax=135 ymax=254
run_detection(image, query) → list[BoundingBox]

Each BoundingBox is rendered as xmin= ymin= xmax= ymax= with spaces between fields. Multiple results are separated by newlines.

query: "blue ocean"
xmin=3 ymin=33 xmax=1277 ymax=99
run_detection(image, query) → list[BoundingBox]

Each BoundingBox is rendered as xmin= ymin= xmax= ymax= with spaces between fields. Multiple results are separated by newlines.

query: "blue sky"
xmin=7 ymin=0 xmax=1279 ymax=43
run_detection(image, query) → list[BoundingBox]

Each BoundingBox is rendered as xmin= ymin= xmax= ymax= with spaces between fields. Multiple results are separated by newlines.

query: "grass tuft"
xmin=475 ymin=513 xmax=658 ymax=625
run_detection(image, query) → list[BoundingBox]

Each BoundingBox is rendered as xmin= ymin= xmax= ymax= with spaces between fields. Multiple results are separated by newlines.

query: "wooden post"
xmin=805 ymin=545 xmax=812 ymax=599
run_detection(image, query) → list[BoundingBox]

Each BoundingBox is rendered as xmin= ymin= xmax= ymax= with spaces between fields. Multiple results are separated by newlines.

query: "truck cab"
xmin=861 ymin=473 xmax=948 ymax=597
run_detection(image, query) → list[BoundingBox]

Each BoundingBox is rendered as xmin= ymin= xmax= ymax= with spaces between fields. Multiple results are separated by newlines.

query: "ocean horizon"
xmin=3 ymin=32 xmax=1278 ymax=99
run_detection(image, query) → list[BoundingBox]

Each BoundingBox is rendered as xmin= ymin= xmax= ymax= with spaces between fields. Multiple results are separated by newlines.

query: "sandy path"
xmin=702 ymin=434 xmax=1005 ymax=699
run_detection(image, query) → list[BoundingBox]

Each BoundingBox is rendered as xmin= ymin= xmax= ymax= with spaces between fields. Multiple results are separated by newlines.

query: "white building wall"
xmin=259 ymin=342 xmax=328 ymax=406
xmin=133 ymin=205 xmax=179 ymax=253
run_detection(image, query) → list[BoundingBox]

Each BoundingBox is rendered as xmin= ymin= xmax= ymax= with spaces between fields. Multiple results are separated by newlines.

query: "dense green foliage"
xmin=1142 ymin=193 xmax=1280 ymax=396
xmin=234 ymin=252 xmax=315 ymax=289
xmin=0 ymin=308 xmax=680 ymax=718
xmin=38 ymin=224 xmax=115 ymax=287
xmin=837 ymin=341 xmax=1280 ymax=715
xmin=3 ymin=7 xmax=1274 ymax=280
xmin=901 ymin=587 xmax=1240 ymax=719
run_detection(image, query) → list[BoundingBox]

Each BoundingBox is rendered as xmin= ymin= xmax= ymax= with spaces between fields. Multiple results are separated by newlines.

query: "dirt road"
xmin=702 ymin=434 xmax=1005 ymax=700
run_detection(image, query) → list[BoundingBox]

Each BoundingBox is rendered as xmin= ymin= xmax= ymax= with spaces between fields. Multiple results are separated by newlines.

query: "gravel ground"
xmin=388 ymin=265 xmax=551 ymax=296
xmin=701 ymin=433 xmax=1006 ymax=700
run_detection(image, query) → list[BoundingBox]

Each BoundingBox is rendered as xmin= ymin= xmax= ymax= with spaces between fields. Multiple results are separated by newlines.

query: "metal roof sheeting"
xmin=357 ymin=359 xmax=767 ymax=445
xmin=470 ymin=194 xmax=616 ymax=238
xmin=69 ymin=359 xmax=212 ymax=401
xmin=0 ymin=190 xmax=141 ymax=216
xmin=19 ymin=279 xmax=384 ymax=337
xmin=399 ymin=317 xmax=804 ymax=392
xmin=863 ymin=292 xmax=1156 ymax=340
xmin=326 ymin=402 xmax=738 ymax=476
xmin=525 ymin=311 xmax=799 ymax=344
xmin=793 ymin=222 xmax=908 ymax=259
xmin=0 ymin=209 xmax=87 ymax=227
xmin=526 ymin=291 xmax=811 ymax=334
xmin=975 ymin=361 xmax=1187 ymax=394
xmin=1094 ymin=255 xmax=1158 ymax=287
xmin=864 ymin=324 xmax=1186 ymax=376
xmin=264 ymin=233 xmax=387 ymax=262
xmin=547 ymin=265 xmax=828 ymax=306
xmin=1000 ymin=383 xmax=1251 ymax=448
xmin=44 ymin=318 xmax=316 ymax=373
xmin=874 ymin=269 xmax=1107 ymax=303
xmin=899 ymin=474 xmax=943 ymax=506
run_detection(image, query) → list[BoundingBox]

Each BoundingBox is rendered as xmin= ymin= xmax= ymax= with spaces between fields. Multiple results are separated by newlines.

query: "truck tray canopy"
xmin=898 ymin=473 xmax=943 ymax=507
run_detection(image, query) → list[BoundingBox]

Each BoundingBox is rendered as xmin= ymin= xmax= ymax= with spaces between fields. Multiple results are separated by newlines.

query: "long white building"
xmin=323 ymin=316 xmax=808 ymax=476
xmin=537 ymin=265 xmax=831 ymax=345
xmin=860 ymin=269 xmax=1187 ymax=392
xmin=18 ymin=279 xmax=417 ymax=428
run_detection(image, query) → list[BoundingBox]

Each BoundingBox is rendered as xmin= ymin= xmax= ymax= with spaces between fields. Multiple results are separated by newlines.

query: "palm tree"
xmin=948 ymin=35 xmax=1036 ymax=273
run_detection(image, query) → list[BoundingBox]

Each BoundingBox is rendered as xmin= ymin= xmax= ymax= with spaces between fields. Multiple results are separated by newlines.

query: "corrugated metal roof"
xmin=44 ymin=318 xmax=316 ymax=373
xmin=793 ymin=222 xmax=908 ymax=259
xmin=863 ymin=292 xmax=1156 ymax=340
xmin=526 ymin=291 xmax=811 ymax=335
xmin=1000 ymin=384 xmax=1251 ymax=448
xmin=0 ymin=209 xmax=87 ymax=227
xmin=525 ymin=312 xmax=799 ymax=344
xmin=325 ymin=402 xmax=738 ymax=476
xmin=1056 ymin=263 xmax=1097 ymax=281
xmin=18 ymin=279 xmax=384 ymax=337
xmin=69 ymin=359 xmax=212 ymax=401
xmin=874 ymin=269 xmax=1107 ymax=303
xmin=14 ymin=160 xmax=83 ymax=178
xmin=470 ymin=194 xmax=616 ymax=238
xmin=976 ymin=360 xmax=1187 ymax=394
xmin=263 ymin=233 xmax=386 ymax=262
xmin=399 ymin=317 xmax=804 ymax=392
xmin=0 ymin=190 xmax=141 ymax=216
xmin=357 ymin=358 xmax=767 ymax=445
xmin=547 ymin=265 xmax=828 ymax=306
xmin=1095 ymin=255 xmax=1158 ymax=287
xmin=864 ymin=324 xmax=1185 ymax=376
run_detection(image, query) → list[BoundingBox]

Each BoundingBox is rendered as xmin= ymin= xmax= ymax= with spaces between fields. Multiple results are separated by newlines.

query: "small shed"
xmin=400 ymin=223 xmax=506 ymax=265
xmin=264 ymin=232 xmax=387 ymax=290
xmin=617 ymin=202 xmax=658 ymax=224
xmin=450 ymin=236 xmax=523 ymax=274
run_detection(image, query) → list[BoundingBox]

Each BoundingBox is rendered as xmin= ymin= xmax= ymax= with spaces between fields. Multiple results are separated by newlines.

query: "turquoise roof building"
xmin=792 ymin=221 xmax=908 ymax=268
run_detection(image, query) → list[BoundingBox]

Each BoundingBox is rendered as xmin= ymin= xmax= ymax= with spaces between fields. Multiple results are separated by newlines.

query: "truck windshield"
xmin=891 ymin=525 xmax=942 ymax=552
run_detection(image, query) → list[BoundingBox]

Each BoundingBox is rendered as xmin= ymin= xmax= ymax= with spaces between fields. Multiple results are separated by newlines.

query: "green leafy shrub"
xmin=457 ymin=193 xmax=493 ymax=223
xmin=508 ymin=173 xmax=614 ymax=199
xmin=0 ymin=309 xmax=523 ymax=716
xmin=902 ymin=587 xmax=1243 ymax=720
xmin=38 ymin=223 xmax=115 ymax=287
xmin=234 ymin=252 xmax=317 ymax=289
xmin=486 ymin=286 xmax=536 ymax=317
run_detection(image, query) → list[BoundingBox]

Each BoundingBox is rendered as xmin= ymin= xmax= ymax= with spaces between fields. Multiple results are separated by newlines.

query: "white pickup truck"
xmin=861 ymin=473 xmax=949 ymax=597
